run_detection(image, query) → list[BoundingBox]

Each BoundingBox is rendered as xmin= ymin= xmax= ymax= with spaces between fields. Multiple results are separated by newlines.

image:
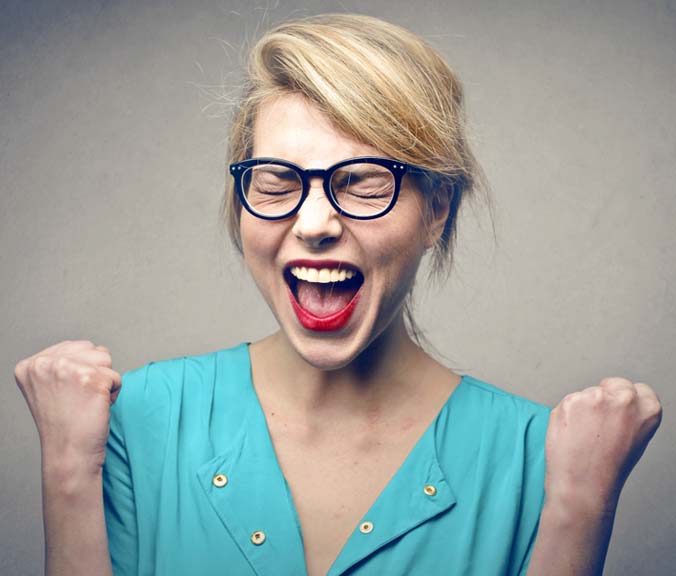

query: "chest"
xmin=266 ymin=417 xmax=430 ymax=576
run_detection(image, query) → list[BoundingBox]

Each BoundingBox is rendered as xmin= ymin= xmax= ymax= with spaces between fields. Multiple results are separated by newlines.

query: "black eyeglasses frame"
xmin=229 ymin=156 xmax=433 ymax=221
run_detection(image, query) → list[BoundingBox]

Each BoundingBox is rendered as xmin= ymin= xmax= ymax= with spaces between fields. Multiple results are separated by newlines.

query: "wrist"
xmin=543 ymin=487 xmax=619 ymax=525
xmin=41 ymin=446 xmax=104 ymax=498
xmin=530 ymin=492 xmax=617 ymax=576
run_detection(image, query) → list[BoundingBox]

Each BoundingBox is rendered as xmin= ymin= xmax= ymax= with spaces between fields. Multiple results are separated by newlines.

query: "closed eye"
xmin=258 ymin=188 xmax=297 ymax=196
xmin=247 ymin=167 xmax=302 ymax=197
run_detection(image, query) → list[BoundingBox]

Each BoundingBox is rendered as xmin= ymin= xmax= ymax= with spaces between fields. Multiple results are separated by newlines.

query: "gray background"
xmin=1 ymin=0 xmax=674 ymax=574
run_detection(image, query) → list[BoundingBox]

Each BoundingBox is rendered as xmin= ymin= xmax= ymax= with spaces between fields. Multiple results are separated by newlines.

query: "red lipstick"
xmin=287 ymin=284 xmax=361 ymax=331
xmin=284 ymin=259 xmax=363 ymax=332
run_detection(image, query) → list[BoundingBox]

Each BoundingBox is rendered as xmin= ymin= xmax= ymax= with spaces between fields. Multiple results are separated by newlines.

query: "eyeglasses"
xmin=229 ymin=156 xmax=433 ymax=220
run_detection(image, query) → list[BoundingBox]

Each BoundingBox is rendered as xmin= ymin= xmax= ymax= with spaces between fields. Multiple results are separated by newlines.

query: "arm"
xmin=527 ymin=494 xmax=616 ymax=575
xmin=42 ymin=453 xmax=112 ymax=576
xmin=15 ymin=340 xmax=121 ymax=576
xmin=527 ymin=378 xmax=662 ymax=576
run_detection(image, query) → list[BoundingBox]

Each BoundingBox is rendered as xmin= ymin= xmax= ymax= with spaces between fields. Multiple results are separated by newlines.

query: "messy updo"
xmin=222 ymin=13 xmax=483 ymax=277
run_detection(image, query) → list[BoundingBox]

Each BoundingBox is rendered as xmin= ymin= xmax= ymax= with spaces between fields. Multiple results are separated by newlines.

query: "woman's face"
xmin=240 ymin=95 xmax=440 ymax=369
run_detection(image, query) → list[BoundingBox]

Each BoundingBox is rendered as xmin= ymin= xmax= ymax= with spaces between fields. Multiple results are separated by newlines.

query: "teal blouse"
xmin=103 ymin=343 xmax=550 ymax=575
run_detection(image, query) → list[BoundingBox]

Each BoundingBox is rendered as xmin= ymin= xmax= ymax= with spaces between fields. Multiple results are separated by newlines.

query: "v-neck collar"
xmin=196 ymin=343 xmax=462 ymax=576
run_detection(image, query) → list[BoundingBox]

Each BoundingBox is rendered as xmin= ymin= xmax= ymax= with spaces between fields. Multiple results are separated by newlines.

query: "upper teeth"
xmin=290 ymin=266 xmax=356 ymax=283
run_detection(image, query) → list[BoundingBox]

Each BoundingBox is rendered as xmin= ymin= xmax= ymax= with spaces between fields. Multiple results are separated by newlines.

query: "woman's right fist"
xmin=14 ymin=340 xmax=122 ymax=473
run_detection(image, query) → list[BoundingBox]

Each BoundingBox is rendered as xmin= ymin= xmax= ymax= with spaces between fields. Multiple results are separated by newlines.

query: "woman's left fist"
xmin=544 ymin=378 xmax=662 ymax=514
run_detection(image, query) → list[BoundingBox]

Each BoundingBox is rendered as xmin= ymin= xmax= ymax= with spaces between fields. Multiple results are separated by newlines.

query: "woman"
xmin=14 ymin=14 xmax=662 ymax=576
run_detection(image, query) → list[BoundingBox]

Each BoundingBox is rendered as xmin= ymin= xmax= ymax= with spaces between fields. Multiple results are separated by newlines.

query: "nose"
xmin=291 ymin=178 xmax=343 ymax=249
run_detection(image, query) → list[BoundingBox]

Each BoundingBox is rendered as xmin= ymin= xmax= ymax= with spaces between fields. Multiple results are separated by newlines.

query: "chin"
xmin=287 ymin=333 xmax=365 ymax=371
xmin=283 ymin=307 xmax=399 ymax=374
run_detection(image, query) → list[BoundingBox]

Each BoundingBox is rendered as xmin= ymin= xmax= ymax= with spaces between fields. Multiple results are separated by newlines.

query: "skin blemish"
xmin=366 ymin=405 xmax=381 ymax=428
xmin=400 ymin=417 xmax=415 ymax=431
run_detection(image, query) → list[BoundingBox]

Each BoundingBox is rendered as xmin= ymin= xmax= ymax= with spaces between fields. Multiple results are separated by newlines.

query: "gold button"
xmin=251 ymin=530 xmax=266 ymax=545
xmin=359 ymin=521 xmax=374 ymax=534
xmin=423 ymin=484 xmax=437 ymax=497
xmin=212 ymin=473 xmax=228 ymax=488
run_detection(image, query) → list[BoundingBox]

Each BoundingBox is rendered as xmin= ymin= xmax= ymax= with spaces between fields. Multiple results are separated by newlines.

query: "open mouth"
xmin=284 ymin=263 xmax=364 ymax=331
xmin=285 ymin=265 xmax=364 ymax=316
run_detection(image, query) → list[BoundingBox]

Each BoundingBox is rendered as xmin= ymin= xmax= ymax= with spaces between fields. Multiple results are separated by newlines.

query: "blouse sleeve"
xmin=514 ymin=405 xmax=550 ymax=576
xmin=516 ymin=512 xmax=543 ymax=576
xmin=102 ymin=371 xmax=139 ymax=576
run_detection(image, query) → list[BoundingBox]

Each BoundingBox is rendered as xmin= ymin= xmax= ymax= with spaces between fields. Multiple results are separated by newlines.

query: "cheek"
xmin=240 ymin=221 xmax=258 ymax=268
xmin=370 ymin=214 xmax=427 ymax=292
xmin=240 ymin=217 xmax=276 ymax=284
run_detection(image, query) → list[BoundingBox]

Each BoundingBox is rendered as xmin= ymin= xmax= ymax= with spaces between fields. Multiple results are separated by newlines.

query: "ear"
xmin=424 ymin=187 xmax=452 ymax=249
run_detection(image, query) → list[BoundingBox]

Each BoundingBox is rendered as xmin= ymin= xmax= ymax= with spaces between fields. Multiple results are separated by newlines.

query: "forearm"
xmin=42 ymin=454 xmax=112 ymax=576
xmin=527 ymin=495 xmax=616 ymax=576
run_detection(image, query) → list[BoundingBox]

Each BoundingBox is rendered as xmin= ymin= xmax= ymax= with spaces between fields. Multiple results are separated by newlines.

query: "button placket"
xmin=326 ymin=437 xmax=457 ymax=576
xmin=196 ymin=427 xmax=307 ymax=575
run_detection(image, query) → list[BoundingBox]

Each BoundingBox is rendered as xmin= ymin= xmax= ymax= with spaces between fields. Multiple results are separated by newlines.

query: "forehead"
xmin=252 ymin=95 xmax=383 ymax=169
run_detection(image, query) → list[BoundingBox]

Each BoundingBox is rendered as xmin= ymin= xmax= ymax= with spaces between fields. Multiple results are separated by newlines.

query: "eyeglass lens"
xmin=241 ymin=162 xmax=396 ymax=217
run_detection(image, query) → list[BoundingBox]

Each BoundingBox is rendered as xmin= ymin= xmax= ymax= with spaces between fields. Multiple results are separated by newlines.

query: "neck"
xmin=249 ymin=314 xmax=430 ymax=420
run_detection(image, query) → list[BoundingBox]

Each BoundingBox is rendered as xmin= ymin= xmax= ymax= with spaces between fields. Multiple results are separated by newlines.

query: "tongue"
xmin=296 ymin=280 xmax=357 ymax=317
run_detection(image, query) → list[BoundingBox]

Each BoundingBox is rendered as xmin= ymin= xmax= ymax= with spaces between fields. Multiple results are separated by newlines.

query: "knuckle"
xmin=589 ymin=385 xmax=604 ymax=398
xmin=31 ymin=355 xmax=52 ymax=375
xmin=614 ymin=389 xmax=637 ymax=407
xmin=558 ymin=390 xmax=587 ymax=412
xmin=76 ymin=367 xmax=94 ymax=386
xmin=635 ymin=382 xmax=659 ymax=400
xmin=599 ymin=376 xmax=632 ymax=389
xmin=563 ymin=391 xmax=580 ymax=403
xmin=14 ymin=358 xmax=27 ymax=379
xmin=53 ymin=356 xmax=70 ymax=370
xmin=75 ymin=365 xmax=98 ymax=385
xmin=53 ymin=356 xmax=73 ymax=379
xmin=590 ymin=387 xmax=606 ymax=407
xmin=647 ymin=398 xmax=663 ymax=420
xmin=581 ymin=386 xmax=604 ymax=406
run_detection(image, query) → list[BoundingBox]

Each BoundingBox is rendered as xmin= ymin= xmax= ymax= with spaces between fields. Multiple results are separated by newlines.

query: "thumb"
xmin=97 ymin=366 xmax=122 ymax=404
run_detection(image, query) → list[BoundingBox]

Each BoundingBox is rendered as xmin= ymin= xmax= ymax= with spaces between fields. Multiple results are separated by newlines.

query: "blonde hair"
xmin=221 ymin=14 xmax=485 ymax=342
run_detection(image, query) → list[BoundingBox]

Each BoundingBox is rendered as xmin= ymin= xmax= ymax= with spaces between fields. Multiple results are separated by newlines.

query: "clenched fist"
xmin=14 ymin=340 xmax=122 ymax=474
xmin=544 ymin=377 xmax=662 ymax=514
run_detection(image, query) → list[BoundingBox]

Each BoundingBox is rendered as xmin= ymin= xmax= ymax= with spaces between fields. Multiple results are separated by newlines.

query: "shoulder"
xmin=111 ymin=343 xmax=250 ymax=430
xmin=436 ymin=374 xmax=551 ymax=467
xmin=456 ymin=374 xmax=550 ymax=429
